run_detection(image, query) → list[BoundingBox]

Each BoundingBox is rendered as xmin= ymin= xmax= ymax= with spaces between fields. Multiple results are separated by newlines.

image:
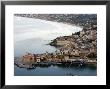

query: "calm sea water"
xmin=14 ymin=16 xmax=96 ymax=76
xmin=14 ymin=65 xmax=96 ymax=76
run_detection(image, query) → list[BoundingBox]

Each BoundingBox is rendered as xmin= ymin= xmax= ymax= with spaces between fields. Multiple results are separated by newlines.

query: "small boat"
xmin=66 ymin=73 xmax=75 ymax=76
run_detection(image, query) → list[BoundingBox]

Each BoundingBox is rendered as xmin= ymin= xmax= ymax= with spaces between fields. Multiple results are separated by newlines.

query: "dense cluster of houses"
xmin=14 ymin=14 xmax=97 ymax=67
xmin=20 ymin=52 xmax=71 ymax=64
xmin=18 ymin=23 xmax=97 ymax=66
xmin=50 ymin=24 xmax=97 ymax=60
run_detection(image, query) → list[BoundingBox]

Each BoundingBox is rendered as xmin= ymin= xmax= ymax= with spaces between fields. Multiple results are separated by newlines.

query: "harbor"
xmin=14 ymin=22 xmax=97 ymax=69
xmin=14 ymin=14 xmax=97 ymax=76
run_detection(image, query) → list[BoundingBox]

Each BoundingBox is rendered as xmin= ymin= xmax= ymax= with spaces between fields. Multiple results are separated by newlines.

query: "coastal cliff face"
xmin=50 ymin=24 xmax=97 ymax=60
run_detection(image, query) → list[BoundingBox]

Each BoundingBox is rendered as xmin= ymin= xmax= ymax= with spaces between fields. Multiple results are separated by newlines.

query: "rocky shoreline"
xmin=14 ymin=14 xmax=97 ymax=69
xmin=14 ymin=24 xmax=97 ymax=69
xmin=15 ymin=56 xmax=96 ymax=69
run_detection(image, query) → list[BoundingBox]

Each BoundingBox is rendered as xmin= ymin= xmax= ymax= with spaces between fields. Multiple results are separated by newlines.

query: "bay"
xmin=14 ymin=16 xmax=96 ymax=76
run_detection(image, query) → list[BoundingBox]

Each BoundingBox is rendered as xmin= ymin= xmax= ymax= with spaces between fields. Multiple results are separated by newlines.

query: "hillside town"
xmin=14 ymin=14 xmax=97 ymax=69
xmin=14 ymin=25 xmax=97 ymax=69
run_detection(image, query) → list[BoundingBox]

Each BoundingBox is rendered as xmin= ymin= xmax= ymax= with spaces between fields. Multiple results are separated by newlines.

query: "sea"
xmin=14 ymin=16 xmax=96 ymax=76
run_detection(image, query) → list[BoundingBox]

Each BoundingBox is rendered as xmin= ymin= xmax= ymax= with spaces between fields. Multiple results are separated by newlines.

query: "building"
xmin=21 ymin=53 xmax=35 ymax=64
xmin=36 ymin=56 xmax=41 ymax=63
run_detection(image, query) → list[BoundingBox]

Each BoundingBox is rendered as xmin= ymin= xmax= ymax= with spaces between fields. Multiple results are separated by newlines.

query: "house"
xmin=36 ymin=56 xmax=41 ymax=63
xmin=64 ymin=55 xmax=69 ymax=60
xmin=80 ymin=30 xmax=85 ymax=37
xmin=21 ymin=53 xmax=35 ymax=64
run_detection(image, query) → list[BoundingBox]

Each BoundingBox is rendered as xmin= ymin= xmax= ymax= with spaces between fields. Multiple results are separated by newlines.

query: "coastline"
xmin=14 ymin=26 xmax=97 ymax=69
xmin=14 ymin=14 xmax=97 ymax=69
xmin=14 ymin=14 xmax=96 ymax=28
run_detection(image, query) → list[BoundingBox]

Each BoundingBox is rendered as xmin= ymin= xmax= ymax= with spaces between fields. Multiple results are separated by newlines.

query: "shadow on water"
xmin=14 ymin=63 xmax=97 ymax=76
xmin=86 ymin=64 xmax=97 ymax=70
xmin=24 ymin=63 xmax=96 ymax=71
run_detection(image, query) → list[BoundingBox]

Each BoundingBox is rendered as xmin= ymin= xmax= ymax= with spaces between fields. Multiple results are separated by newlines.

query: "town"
xmin=14 ymin=24 xmax=97 ymax=69
xmin=14 ymin=14 xmax=97 ymax=28
xmin=14 ymin=14 xmax=97 ymax=69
